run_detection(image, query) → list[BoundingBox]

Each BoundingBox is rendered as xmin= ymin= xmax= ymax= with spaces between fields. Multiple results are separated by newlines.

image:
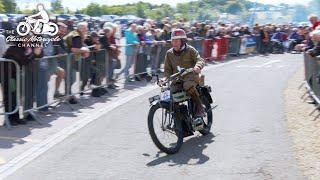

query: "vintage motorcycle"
xmin=148 ymin=67 xmax=216 ymax=154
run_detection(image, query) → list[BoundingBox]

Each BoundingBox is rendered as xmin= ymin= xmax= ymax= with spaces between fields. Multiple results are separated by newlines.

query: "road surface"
xmin=6 ymin=53 xmax=305 ymax=180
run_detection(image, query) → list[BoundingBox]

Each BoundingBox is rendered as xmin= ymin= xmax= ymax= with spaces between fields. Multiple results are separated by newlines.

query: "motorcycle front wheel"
xmin=148 ymin=102 xmax=183 ymax=154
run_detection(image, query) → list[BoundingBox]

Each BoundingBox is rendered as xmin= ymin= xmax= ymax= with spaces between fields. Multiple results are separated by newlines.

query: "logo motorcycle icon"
xmin=16 ymin=4 xmax=58 ymax=36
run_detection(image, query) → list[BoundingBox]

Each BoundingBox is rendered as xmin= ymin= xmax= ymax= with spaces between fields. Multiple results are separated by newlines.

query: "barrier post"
xmin=0 ymin=58 xmax=21 ymax=129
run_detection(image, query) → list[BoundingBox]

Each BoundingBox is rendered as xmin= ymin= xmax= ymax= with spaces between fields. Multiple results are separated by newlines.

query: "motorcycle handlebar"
xmin=157 ymin=68 xmax=195 ymax=87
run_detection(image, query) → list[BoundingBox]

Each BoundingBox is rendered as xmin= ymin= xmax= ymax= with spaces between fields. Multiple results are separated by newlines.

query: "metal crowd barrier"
xmin=255 ymin=35 xmax=262 ymax=54
xmin=203 ymin=39 xmax=214 ymax=61
xmin=0 ymin=59 xmax=21 ymax=129
xmin=302 ymin=53 xmax=320 ymax=117
xmin=227 ymin=37 xmax=241 ymax=56
xmin=189 ymin=38 xmax=205 ymax=57
xmin=213 ymin=36 xmax=229 ymax=60
xmin=246 ymin=36 xmax=257 ymax=54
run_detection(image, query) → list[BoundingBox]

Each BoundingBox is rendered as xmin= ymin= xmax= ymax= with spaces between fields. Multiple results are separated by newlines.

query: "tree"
xmin=2 ymin=0 xmax=16 ymax=13
xmin=51 ymin=0 xmax=64 ymax=13
xmin=224 ymin=1 xmax=244 ymax=14
xmin=136 ymin=2 xmax=146 ymax=18
xmin=84 ymin=3 xmax=101 ymax=16
xmin=0 ymin=1 xmax=5 ymax=13
xmin=161 ymin=5 xmax=172 ymax=19
xmin=176 ymin=3 xmax=191 ymax=20
xmin=145 ymin=9 xmax=162 ymax=21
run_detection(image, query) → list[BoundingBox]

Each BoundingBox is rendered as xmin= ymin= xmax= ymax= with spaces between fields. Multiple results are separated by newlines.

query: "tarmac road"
xmin=6 ymin=53 xmax=305 ymax=180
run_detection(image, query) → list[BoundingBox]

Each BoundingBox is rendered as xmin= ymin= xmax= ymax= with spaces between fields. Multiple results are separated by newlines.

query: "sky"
xmin=17 ymin=0 xmax=313 ymax=11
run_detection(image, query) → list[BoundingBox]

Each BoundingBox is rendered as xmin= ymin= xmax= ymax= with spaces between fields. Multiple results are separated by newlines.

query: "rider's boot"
xmin=187 ymin=86 xmax=205 ymax=118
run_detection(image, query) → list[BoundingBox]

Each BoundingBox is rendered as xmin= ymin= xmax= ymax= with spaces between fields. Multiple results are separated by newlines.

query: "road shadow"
xmin=146 ymin=133 xmax=215 ymax=167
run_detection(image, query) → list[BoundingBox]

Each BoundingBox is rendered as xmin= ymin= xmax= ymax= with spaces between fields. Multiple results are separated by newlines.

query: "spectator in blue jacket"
xmin=117 ymin=23 xmax=139 ymax=82
xmin=288 ymin=28 xmax=303 ymax=52
xmin=288 ymin=28 xmax=303 ymax=41
xmin=271 ymin=28 xmax=285 ymax=42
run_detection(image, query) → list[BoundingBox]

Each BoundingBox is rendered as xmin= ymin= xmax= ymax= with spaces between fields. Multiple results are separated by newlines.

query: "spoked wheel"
xmin=199 ymin=98 xmax=213 ymax=135
xmin=148 ymin=102 xmax=183 ymax=154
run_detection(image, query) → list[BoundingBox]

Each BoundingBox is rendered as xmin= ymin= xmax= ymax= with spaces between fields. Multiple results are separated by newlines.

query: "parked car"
xmin=6 ymin=14 xmax=24 ymax=22
xmin=0 ymin=14 xmax=9 ymax=22
xmin=57 ymin=14 xmax=78 ymax=21
xmin=101 ymin=15 xmax=119 ymax=22
xmin=74 ymin=14 xmax=91 ymax=21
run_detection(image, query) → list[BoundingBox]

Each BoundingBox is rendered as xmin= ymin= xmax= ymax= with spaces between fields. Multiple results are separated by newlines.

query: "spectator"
xmin=84 ymin=31 xmax=108 ymax=97
xmin=187 ymin=27 xmax=199 ymax=39
xmin=107 ymin=23 xmax=121 ymax=88
xmin=37 ymin=33 xmax=58 ymax=112
xmin=135 ymin=25 xmax=153 ymax=81
xmin=309 ymin=15 xmax=320 ymax=30
xmin=100 ymin=25 xmax=119 ymax=89
xmin=270 ymin=28 xmax=286 ymax=53
xmin=65 ymin=22 xmax=90 ymax=57
xmin=197 ymin=23 xmax=206 ymax=38
xmin=240 ymin=26 xmax=251 ymax=36
xmin=64 ymin=22 xmax=90 ymax=103
xmin=51 ymin=22 xmax=68 ymax=98
xmin=148 ymin=28 xmax=164 ymax=73
xmin=230 ymin=27 xmax=241 ymax=37
xmin=288 ymin=28 xmax=303 ymax=52
xmin=116 ymin=23 xmax=139 ymax=82
xmin=160 ymin=24 xmax=171 ymax=41
xmin=295 ymin=28 xmax=313 ymax=52
xmin=0 ymin=33 xmax=7 ymax=57
xmin=271 ymin=28 xmax=285 ymax=42
xmin=206 ymin=27 xmax=216 ymax=39
xmin=288 ymin=28 xmax=303 ymax=42
xmin=307 ymin=29 xmax=320 ymax=57
xmin=260 ymin=27 xmax=271 ymax=54
xmin=67 ymin=19 xmax=75 ymax=32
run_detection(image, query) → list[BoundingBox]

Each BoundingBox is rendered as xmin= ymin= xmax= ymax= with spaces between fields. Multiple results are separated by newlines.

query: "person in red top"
xmin=309 ymin=15 xmax=320 ymax=30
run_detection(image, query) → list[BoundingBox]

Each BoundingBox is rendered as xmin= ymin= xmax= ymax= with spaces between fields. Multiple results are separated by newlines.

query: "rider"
xmin=160 ymin=29 xmax=206 ymax=118
xmin=27 ymin=4 xmax=49 ymax=33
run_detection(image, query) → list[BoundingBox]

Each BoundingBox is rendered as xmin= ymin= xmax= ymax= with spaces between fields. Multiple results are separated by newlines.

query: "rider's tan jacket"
xmin=164 ymin=44 xmax=205 ymax=82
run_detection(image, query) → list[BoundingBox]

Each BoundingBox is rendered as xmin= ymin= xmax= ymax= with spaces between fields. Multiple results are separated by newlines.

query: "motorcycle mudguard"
xmin=150 ymin=99 xmax=170 ymax=107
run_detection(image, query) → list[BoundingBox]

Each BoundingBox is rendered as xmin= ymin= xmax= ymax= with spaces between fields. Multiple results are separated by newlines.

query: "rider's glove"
xmin=157 ymin=79 xmax=165 ymax=87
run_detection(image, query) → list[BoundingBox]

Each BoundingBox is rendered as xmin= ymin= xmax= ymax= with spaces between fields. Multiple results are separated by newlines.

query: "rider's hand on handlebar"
xmin=193 ymin=66 xmax=202 ymax=74
xmin=157 ymin=78 xmax=165 ymax=87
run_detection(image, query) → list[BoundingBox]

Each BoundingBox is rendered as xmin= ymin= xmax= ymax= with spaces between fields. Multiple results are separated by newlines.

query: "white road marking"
xmin=256 ymin=60 xmax=281 ymax=68
xmin=236 ymin=60 xmax=282 ymax=68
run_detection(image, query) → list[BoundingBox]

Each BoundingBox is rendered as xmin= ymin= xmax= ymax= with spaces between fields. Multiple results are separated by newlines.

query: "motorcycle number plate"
xmin=160 ymin=90 xmax=171 ymax=101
